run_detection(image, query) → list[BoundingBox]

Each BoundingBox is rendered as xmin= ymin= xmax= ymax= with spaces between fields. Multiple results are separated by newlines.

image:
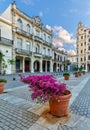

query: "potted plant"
xmin=19 ymin=74 xmax=72 ymax=117
xmin=63 ymin=72 xmax=70 ymax=80
xmin=0 ymin=78 xmax=7 ymax=94
xmin=74 ymin=71 xmax=79 ymax=77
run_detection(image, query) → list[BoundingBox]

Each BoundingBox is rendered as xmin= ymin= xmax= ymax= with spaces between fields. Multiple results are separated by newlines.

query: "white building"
xmin=76 ymin=22 xmax=90 ymax=71
xmin=0 ymin=1 xmax=69 ymax=74
xmin=0 ymin=16 xmax=13 ymax=74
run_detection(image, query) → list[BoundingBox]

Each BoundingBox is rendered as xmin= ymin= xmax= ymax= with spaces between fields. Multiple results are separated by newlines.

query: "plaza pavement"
xmin=0 ymin=73 xmax=90 ymax=130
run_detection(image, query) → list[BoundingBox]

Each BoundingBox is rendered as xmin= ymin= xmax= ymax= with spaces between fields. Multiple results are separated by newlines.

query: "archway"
xmin=34 ymin=60 xmax=40 ymax=72
xmin=0 ymin=52 xmax=4 ymax=74
xmin=42 ymin=60 xmax=46 ymax=72
xmin=53 ymin=63 xmax=57 ymax=72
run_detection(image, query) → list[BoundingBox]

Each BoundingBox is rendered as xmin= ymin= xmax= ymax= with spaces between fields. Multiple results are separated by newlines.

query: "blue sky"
xmin=0 ymin=0 xmax=90 ymax=55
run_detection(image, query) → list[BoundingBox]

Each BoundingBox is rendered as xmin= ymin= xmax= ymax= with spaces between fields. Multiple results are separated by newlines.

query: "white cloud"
xmin=39 ymin=11 xmax=43 ymax=17
xmin=46 ymin=25 xmax=52 ymax=31
xmin=53 ymin=38 xmax=63 ymax=47
xmin=53 ymin=26 xmax=76 ymax=44
xmin=58 ymin=47 xmax=65 ymax=51
xmin=67 ymin=50 xmax=76 ymax=55
xmin=46 ymin=25 xmax=76 ymax=51
xmin=21 ymin=0 xmax=33 ymax=5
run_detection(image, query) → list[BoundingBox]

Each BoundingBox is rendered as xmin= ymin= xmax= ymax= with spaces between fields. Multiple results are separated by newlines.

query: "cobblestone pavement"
xmin=70 ymin=76 xmax=90 ymax=118
xmin=0 ymin=73 xmax=90 ymax=130
xmin=0 ymin=99 xmax=39 ymax=130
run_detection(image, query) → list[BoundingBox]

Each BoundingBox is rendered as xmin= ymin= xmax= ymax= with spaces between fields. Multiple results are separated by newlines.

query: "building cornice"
xmin=0 ymin=16 xmax=12 ymax=26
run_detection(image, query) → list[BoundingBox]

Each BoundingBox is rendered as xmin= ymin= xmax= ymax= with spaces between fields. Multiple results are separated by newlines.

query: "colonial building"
xmin=76 ymin=22 xmax=90 ymax=71
xmin=68 ymin=55 xmax=77 ymax=71
xmin=0 ymin=1 xmax=68 ymax=74
xmin=0 ymin=16 xmax=13 ymax=74
xmin=52 ymin=48 xmax=68 ymax=72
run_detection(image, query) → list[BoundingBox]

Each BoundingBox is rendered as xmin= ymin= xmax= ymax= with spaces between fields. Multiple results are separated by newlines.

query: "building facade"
xmin=52 ymin=48 xmax=68 ymax=72
xmin=0 ymin=16 xmax=13 ymax=74
xmin=68 ymin=55 xmax=77 ymax=71
xmin=0 ymin=1 xmax=68 ymax=74
xmin=76 ymin=22 xmax=90 ymax=71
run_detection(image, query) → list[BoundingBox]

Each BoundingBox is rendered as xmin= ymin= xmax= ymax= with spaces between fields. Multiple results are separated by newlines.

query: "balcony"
xmin=87 ymin=50 xmax=90 ymax=53
xmin=33 ymin=51 xmax=42 ymax=57
xmin=42 ymin=54 xmax=52 ymax=59
xmin=16 ymin=28 xmax=33 ymax=39
xmin=53 ymin=58 xmax=62 ymax=62
xmin=15 ymin=48 xmax=32 ymax=55
xmin=34 ymin=36 xmax=42 ymax=43
xmin=0 ymin=37 xmax=13 ymax=46
xmin=43 ymin=40 xmax=52 ymax=47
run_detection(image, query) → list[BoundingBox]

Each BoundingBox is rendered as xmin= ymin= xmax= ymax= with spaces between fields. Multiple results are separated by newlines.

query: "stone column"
xmin=31 ymin=58 xmax=34 ymax=73
xmin=50 ymin=60 xmax=53 ymax=72
xmin=40 ymin=59 xmax=42 ymax=73
xmin=45 ymin=61 xmax=47 ymax=72
xmin=22 ymin=57 xmax=25 ymax=73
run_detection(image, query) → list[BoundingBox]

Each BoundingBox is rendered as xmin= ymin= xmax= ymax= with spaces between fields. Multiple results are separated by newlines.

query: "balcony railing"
xmin=0 ymin=37 xmax=13 ymax=46
xmin=16 ymin=28 xmax=33 ymax=39
xmin=42 ymin=54 xmax=52 ymax=59
xmin=34 ymin=36 xmax=42 ymax=43
xmin=43 ymin=40 xmax=52 ymax=46
xmin=15 ymin=48 xmax=32 ymax=55
xmin=33 ymin=52 xmax=42 ymax=57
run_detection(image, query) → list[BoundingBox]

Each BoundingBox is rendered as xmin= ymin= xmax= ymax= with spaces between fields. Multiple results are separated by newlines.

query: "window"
xmin=81 ymin=50 xmax=83 ymax=53
xmin=35 ymin=44 xmax=40 ymax=53
xmin=77 ymin=58 xmax=78 ymax=62
xmin=84 ymin=42 xmax=86 ymax=45
xmin=88 ymin=46 xmax=90 ymax=50
xmin=48 ymin=36 xmax=51 ymax=43
xmin=43 ymin=33 xmax=46 ymax=41
xmin=58 ymin=55 xmax=59 ymax=60
xmin=26 ymin=24 xmax=30 ymax=34
xmin=84 ymin=57 xmax=86 ymax=61
xmin=26 ymin=42 xmax=30 ymax=51
xmin=84 ymin=30 xmax=86 ymax=32
xmin=43 ymin=47 xmax=46 ymax=55
xmin=17 ymin=19 xmax=22 ymax=29
xmin=88 ymin=55 xmax=90 ymax=60
xmin=81 ymin=36 xmax=83 ymax=39
xmin=89 ymin=31 xmax=90 ymax=34
xmin=81 ymin=43 xmax=83 ymax=46
xmin=84 ymin=49 xmax=86 ymax=52
xmin=17 ymin=38 xmax=22 ymax=49
xmin=81 ymin=58 xmax=83 ymax=61
xmin=36 ymin=30 xmax=40 ymax=37
xmin=47 ymin=49 xmax=50 ymax=56
xmin=89 ymin=39 xmax=90 ymax=42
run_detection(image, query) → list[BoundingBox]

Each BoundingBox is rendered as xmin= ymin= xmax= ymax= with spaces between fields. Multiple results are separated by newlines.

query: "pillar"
xmin=22 ymin=57 xmax=25 ymax=73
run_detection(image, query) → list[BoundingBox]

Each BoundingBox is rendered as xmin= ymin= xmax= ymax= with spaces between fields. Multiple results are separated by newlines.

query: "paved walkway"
xmin=0 ymin=73 xmax=90 ymax=130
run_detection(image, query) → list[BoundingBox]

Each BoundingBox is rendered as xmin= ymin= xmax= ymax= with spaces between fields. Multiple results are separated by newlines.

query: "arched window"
xmin=26 ymin=24 xmax=30 ymax=33
xmin=26 ymin=41 xmax=30 ymax=51
xmin=35 ymin=44 xmax=40 ymax=53
xmin=44 ymin=33 xmax=46 ymax=41
xmin=17 ymin=19 xmax=22 ymax=29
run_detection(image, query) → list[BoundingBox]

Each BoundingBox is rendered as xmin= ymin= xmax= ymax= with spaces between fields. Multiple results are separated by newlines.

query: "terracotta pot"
xmin=0 ymin=83 xmax=5 ymax=94
xmin=64 ymin=76 xmax=69 ymax=80
xmin=75 ymin=73 xmax=79 ymax=77
xmin=49 ymin=90 xmax=72 ymax=117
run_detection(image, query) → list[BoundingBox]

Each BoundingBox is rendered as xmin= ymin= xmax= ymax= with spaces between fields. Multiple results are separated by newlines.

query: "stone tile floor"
xmin=0 ymin=73 xmax=90 ymax=130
